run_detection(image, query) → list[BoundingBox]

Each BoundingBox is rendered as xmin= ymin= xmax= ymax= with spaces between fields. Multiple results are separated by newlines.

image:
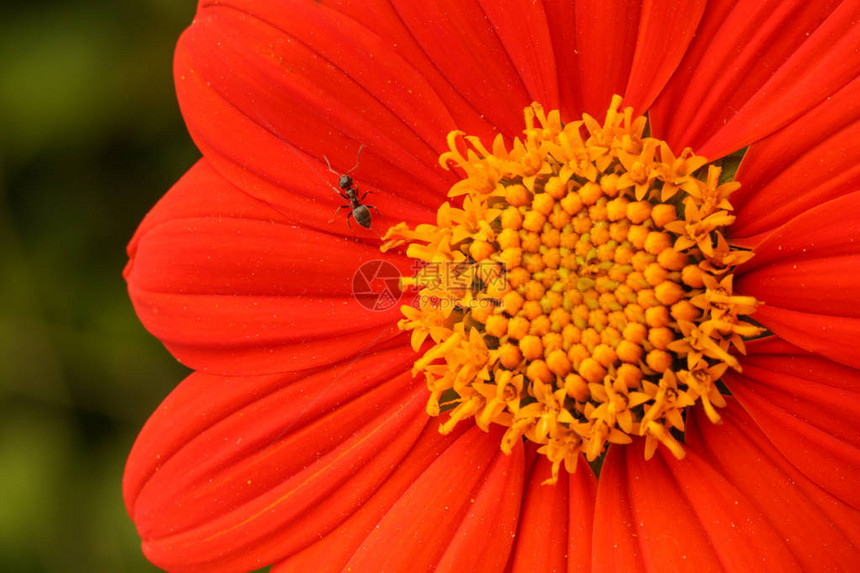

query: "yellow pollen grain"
xmin=671 ymin=300 xmax=699 ymax=322
xmin=568 ymin=344 xmax=589 ymax=366
xmin=560 ymin=192 xmax=583 ymax=215
xmin=382 ymin=94 xmax=763 ymax=484
xmin=579 ymin=357 xmax=606 ymax=384
xmin=470 ymin=305 xmax=491 ymax=324
xmin=506 ymin=184 xmax=530 ymax=207
xmin=501 ymin=207 xmax=523 ymax=229
xmin=470 ymin=239 xmax=494 ymax=261
xmin=645 ymin=306 xmax=670 ymax=328
xmin=626 ymin=201 xmax=652 ymax=224
xmin=648 ymin=327 xmax=675 ymax=350
xmin=617 ymin=363 xmax=642 ymax=388
xmin=655 ymin=281 xmax=684 ymax=305
xmin=522 ymin=211 xmax=547 ymax=232
xmin=579 ymin=182 xmax=602 ymax=205
xmin=681 ymin=264 xmax=705 ymax=288
xmin=497 ymin=228 xmax=520 ymax=249
xmin=542 ymin=332 xmax=563 ymax=353
xmin=526 ymin=360 xmax=554 ymax=384
xmin=646 ymin=350 xmax=673 ymax=373
xmin=564 ymin=374 xmax=589 ymax=401
xmin=651 ymin=204 xmax=677 ymax=227
xmin=544 ymin=176 xmax=568 ymax=198
xmin=616 ymin=339 xmax=643 ymax=363
xmin=547 ymin=349 xmax=572 ymax=376
xmin=523 ymin=301 xmax=544 ymax=321
xmin=644 ymin=232 xmax=671 ymax=255
xmin=507 ymin=315 xmax=530 ymax=339
xmin=530 ymin=315 xmax=551 ymax=336
xmin=644 ymin=263 xmax=668 ymax=286
xmin=592 ymin=344 xmax=616 ymax=368
xmin=627 ymin=225 xmax=649 ymax=249
xmin=658 ymin=248 xmax=687 ymax=270
xmin=499 ymin=343 xmax=522 ymax=369
xmin=484 ymin=315 xmax=508 ymax=338
xmin=503 ymin=290 xmax=525 ymax=315
xmin=532 ymin=193 xmax=556 ymax=216
xmin=519 ymin=335 xmax=543 ymax=360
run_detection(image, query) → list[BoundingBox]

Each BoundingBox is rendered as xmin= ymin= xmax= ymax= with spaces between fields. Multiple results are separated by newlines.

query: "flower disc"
xmin=383 ymin=95 xmax=763 ymax=482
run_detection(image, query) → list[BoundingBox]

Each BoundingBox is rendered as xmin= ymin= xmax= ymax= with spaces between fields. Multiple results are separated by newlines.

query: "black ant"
xmin=247 ymin=111 xmax=381 ymax=231
xmin=324 ymin=145 xmax=380 ymax=229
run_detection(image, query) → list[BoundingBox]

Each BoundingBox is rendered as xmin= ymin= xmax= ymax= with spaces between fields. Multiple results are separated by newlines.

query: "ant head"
xmin=338 ymin=174 xmax=353 ymax=190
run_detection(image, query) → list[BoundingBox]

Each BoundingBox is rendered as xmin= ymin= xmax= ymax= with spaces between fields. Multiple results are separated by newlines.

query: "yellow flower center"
xmin=382 ymin=95 xmax=763 ymax=483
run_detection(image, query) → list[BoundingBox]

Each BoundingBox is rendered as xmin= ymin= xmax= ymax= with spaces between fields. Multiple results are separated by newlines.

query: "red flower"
xmin=124 ymin=1 xmax=860 ymax=571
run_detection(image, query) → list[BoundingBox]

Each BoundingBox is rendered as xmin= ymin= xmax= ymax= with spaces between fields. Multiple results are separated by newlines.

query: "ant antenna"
xmin=324 ymin=144 xmax=365 ymax=177
xmin=346 ymin=144 xmax=365 ymax=174
xmin=246 ymin=111 xmax=381 ymax=231
xmin=323 ymin=155 xmax=336 ymax=175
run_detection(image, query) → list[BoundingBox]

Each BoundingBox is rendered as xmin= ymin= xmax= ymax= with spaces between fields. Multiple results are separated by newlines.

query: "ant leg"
xmin=367 ymin=205 xmax=381 ymax=217
xmin=359 ymin=189 xmax=373 ymax=202
xmin=328 ymin=204 xmax=349 ymax=223
xmin=346 ymin=211 xmax=354 ymax=229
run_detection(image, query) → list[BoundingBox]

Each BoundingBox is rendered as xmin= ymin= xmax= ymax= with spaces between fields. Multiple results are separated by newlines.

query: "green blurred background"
xmin=1 ymin=1 xmax=199 ymax=571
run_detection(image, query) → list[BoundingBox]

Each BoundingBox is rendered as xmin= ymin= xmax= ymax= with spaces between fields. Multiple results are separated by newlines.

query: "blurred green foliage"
xmin=1 ymin=1 xmax=199 ymax=571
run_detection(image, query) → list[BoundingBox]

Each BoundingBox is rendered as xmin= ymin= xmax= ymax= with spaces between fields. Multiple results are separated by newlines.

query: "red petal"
xmin=125 ymin=347 xmax=426 ymax=572
xmin=432 ymin=441 xmax=525 ymax=572
xmin=176 ymin=1 xmax=458 ymax=230
xmin=652 ymin=0 xmax=855 ymax=159
xmin=126 ymin=160 xmax=411 ymax=375
xmin=333 ymin=425 xmax=524 ymax=572
xmin=697 ymin=0 xmax=860 ymax=159
xmin=541 ymin=1 xmax=580 ymax=116
xmin=271 ymin=419 xmax=471 ymax=572
xmin=591 ymin=445 xmax=646 ymax=573
xmin=473 ymin=0 xmax=560 ymax=110
xmin=687 ymin=397 xmax=860 ymax=569
xmin=724 ymin=337 xmax=860 ymax=511
xmin=125 ymin=160 xmax=288 ymax=260
xmin=743 ymin=306 xmax=860 ymax=371
xmin=509 ymin=454 xmax=597 ymax=573
xmin=545 ymin=0 xmax=705 ymax=118
xmin=385 ymin=0 xmax=535 ymax=136
xmin=646 ymin=0 xmax=731 ymax=143
xmin=300 ymin=0 xmax=508 ymax=140
xmin=623 ymin=0 xmax=706 ymax=114
xmin=730 ymin=76 xmax=860 ymax=244
xmin=572 ymin=0 xmax=641 ymax=116
xmin=736 ymin=190 xmax=860 ymax=368
xmin=593 ymin=444 xmax=716 ymax=572
xmin=594 ymin=437 xmax=802 ymax=572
